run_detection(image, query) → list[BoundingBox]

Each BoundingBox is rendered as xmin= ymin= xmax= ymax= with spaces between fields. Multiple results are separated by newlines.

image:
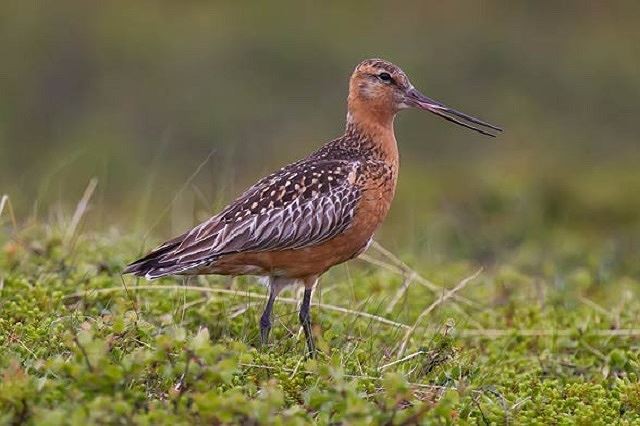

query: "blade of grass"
xmin=0 ymin=194 xmax=18 ymax=231
xmin=65 ymin=177 xmax=98 ymax=243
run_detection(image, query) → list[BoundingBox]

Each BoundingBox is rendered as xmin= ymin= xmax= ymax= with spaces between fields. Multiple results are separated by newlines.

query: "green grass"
xmin=2 ymin=166 xmax=640 ymax=424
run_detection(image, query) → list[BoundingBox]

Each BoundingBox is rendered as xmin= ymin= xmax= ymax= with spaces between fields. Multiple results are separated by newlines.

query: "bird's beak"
xmin=405 ymin=88 xmax=503 ymax=137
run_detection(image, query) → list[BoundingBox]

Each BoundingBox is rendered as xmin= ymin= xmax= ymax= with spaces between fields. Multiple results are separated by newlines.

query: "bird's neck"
xmin=345 ymin=106 xmax=399 ymax=164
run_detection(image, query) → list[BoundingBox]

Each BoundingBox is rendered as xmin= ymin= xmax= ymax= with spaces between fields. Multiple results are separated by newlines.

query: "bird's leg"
xmin=259 ymin=284 xmax=278 ymax=346
xmin=260 ymin=276 xmax=289 ymax=346
xmin=299 ymin=287 xmax=315 ymax=357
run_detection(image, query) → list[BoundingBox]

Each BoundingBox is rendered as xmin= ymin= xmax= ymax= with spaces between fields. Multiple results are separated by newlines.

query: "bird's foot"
xmin=304 ymin=335 xmax=316 ymax=359
xmin=299 ymin=317 xmax=316 ymax=358
xmin=259 ymin=314 xmax=272 ymax=346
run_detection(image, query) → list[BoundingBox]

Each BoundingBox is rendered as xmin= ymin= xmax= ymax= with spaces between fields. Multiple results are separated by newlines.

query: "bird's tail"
xmin=123 ymin=234 xmax=190 ymax=279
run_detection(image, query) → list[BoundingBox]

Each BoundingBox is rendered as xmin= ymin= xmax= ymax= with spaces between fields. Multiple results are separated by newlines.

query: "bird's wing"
xmin=134 ymin=159 xmax=362 ymax=277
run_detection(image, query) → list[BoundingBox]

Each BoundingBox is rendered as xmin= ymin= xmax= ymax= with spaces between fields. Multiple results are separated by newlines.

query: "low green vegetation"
xmin=1 ymin=164 xmax=640 ymax=424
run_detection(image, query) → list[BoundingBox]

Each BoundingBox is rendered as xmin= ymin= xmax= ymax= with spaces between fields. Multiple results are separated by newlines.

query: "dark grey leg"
xmin=299 ymin=288 xmax=315 ymax=357
xmin=260 ymin=285 xmax=278 ymax=345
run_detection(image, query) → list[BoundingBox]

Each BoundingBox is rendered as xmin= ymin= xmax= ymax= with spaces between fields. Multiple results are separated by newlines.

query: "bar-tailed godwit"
xmin=125 ymin=58 xmax=502 ymax=355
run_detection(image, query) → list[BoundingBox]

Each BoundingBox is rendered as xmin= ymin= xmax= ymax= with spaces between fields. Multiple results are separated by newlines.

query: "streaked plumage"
xmin=125 ymin=58 xmax=501 ymax=355
xmin=128 ymin=157 xmax=362 ymax=279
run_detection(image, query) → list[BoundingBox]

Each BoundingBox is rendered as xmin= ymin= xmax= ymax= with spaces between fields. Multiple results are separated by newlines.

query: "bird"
xmin=124 ymin=58 xmax=501 ymax=356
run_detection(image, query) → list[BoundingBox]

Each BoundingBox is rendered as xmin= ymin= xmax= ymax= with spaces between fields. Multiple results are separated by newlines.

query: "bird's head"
xmin=348 ymin=58 xmax=502 ymax=136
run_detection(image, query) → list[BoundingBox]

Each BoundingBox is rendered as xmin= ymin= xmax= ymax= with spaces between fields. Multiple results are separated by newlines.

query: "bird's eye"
xmin=378 ymin=72 xmax=393 ymax=83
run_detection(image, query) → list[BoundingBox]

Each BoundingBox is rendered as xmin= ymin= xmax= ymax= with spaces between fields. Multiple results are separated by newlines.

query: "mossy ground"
xmin=1 ymin=226 xmax=639 ymax=425
xmin=1 ymin=165 xmax=640 ymax=424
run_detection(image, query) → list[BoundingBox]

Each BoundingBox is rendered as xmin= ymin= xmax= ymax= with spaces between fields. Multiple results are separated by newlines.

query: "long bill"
xmin=406 ymin=88 xmax=503 ymax=137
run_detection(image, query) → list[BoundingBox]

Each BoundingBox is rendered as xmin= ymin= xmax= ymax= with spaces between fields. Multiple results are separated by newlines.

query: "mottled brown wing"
xmin=131 ymin=160 xmax=361 ymax=278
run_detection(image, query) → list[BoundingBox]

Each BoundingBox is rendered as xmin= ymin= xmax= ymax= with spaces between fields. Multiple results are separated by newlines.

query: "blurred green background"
xmin=1 ymin=2 xmax=639 ymax=274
